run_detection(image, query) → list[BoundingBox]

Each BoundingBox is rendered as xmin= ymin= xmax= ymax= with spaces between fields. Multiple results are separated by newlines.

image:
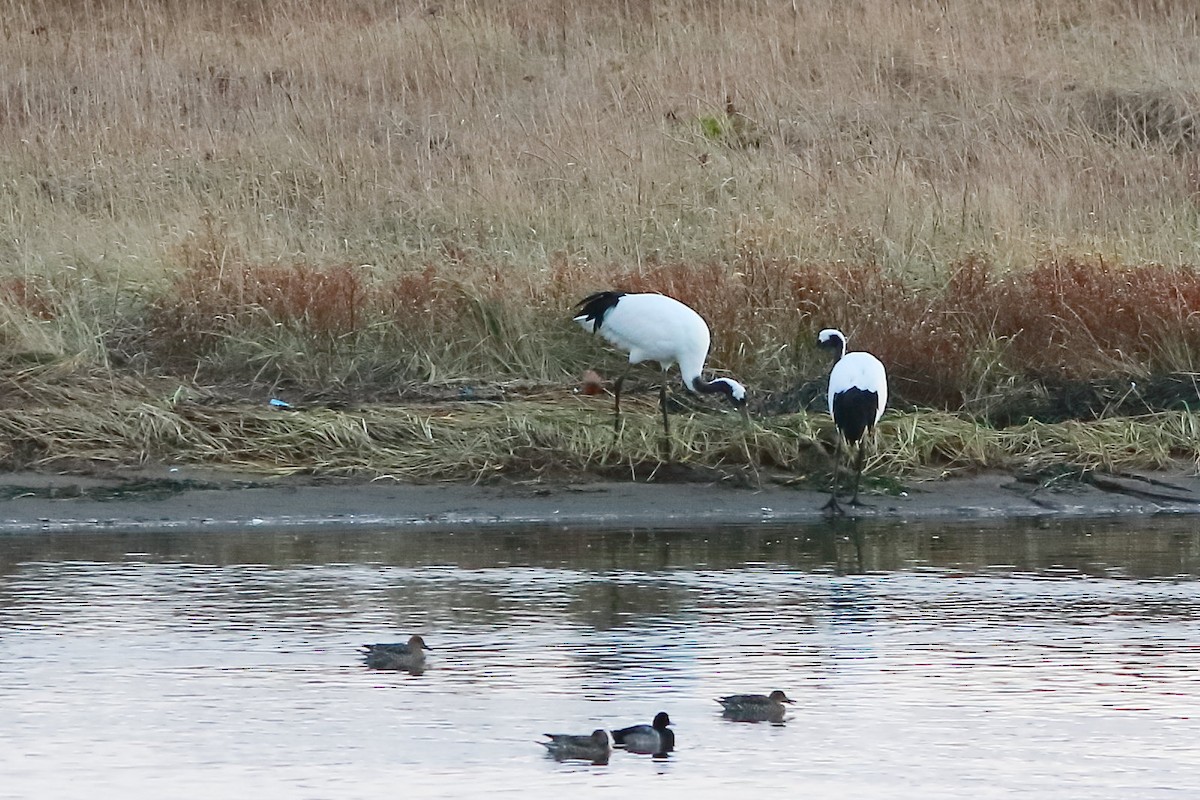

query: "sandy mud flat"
xmin=0 ymin=467 xmax=1198 ymax=534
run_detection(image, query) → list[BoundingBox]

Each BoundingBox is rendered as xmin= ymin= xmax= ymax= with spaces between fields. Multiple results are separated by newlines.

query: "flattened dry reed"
xmin=0 ymin=387 xmax=1197 ymax=481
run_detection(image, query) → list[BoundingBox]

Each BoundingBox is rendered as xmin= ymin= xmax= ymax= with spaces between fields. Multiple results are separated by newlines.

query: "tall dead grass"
xmin=2 ymin=0 xmax=1200 ymax=479
xmin=3 ymin=0 xmax=1199 ymax=274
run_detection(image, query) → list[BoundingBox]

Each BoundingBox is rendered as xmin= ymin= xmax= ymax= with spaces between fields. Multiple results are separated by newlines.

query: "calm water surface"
xmin=1 ymin=518 xmax=1199 ymax=799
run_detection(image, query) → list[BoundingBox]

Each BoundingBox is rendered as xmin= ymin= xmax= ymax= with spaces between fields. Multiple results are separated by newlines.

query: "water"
xmin=2 ymin=519 xmax=1199 ymax=799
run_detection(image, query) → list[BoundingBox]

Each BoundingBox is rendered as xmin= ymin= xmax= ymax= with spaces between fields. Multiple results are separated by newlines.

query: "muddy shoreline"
xmin=0 ymin=467 xmax=1198 ymax=534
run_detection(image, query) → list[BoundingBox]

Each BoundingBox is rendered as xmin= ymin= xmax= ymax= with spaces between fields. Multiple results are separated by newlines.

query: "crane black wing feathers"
xmin=574 ymin=291 xmax=626 ymax=333
xmin=831 ymin=387 xmax=879 ymax=445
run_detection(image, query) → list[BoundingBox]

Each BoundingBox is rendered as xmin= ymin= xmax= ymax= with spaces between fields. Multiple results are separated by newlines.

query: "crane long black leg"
xmin=659 ymin=381 xmax=671 ymax=439
xmin=657 ymin=380 xmax=675 ymax=463
xmin=822 ymin=435 xmax=844 ymax=514
xmin=849 ymin=439 xmax=868 ymax=507
xmin=612 ymin=366 xmax=631 ymax=435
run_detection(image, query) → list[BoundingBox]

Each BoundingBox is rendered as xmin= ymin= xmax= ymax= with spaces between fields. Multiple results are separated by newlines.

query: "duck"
xmin=538 ymin=729 xmax=612 ymax=764
xmin=716 ymin=690 xmax=792 ymax=722
xmin=611 ymin=711 xmax=674 ymax=755
xmin=360 ymin=634 xmax=431 ymax=672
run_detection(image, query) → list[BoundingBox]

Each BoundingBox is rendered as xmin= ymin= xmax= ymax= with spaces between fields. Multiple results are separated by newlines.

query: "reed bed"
xmin=0 ymin=386 xmax=1196 ymax=482
xmin=2 ymin=1 xmax=1200 ymax=479
xmin=5 ymin=0 xmax=1200 ymax=272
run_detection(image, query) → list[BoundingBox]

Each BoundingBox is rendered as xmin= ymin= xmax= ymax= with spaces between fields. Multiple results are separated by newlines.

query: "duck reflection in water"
xmin=360 ymin=634 xmax=431 ymax=675
xmin=538 ymin=729 xmax=612 ymax=765
xmin=717 ymin=690 xmax=792 ymax=724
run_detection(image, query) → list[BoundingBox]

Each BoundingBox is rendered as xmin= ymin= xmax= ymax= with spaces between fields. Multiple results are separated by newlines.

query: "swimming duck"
xmin=716 ymin=690 xmax=792 ymax=723
xmin=611 ymin=711 xmax=674 ymax=755
xmin=538 ymin=729 xmax=612 ymax=764
xmin=360 ymin=635 xmax=431 ymax=672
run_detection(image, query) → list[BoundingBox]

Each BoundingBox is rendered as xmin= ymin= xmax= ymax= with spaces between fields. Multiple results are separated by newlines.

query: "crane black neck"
xmin=820 ymin=332 xmax=848 ymax=359
xmin=692 ymin=376 xmax=742 ymax=403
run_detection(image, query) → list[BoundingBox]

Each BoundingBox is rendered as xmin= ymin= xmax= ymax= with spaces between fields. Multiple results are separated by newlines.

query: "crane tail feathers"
xmin=831 ymin=387 xmax=879 ymax=444
xmin=573 ymin=291 xmax=625 ymax=333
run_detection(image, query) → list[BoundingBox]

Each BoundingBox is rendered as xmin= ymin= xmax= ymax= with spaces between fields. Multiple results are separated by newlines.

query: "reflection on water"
xmin=1 ymin=518 xmax=1199 ymax=799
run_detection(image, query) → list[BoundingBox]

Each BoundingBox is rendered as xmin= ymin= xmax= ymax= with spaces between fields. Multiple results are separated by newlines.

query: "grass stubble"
xmin=2 ymin=0 xmax=1200 ymax=487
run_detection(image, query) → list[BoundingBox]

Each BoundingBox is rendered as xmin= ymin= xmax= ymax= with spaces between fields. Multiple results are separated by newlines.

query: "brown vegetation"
xmin=137 ymin=244 xmax=1200 ymax=415
xmin=1 ymin=0 xmax=1199 ymax=479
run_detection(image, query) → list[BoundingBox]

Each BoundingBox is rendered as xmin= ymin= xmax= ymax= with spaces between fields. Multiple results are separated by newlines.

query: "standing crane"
xmin=573 ymin=291 xmax=748 ymax=436
xmin=819 ymin=328 xmax=888 ymax=514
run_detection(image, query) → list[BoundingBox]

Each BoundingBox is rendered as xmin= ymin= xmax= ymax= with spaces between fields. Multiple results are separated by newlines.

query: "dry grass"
xmin=0 ymin=378 xmax=1197 ymax=483
xmin=5 ymin=0 xmax=1200 ymax=272
xmin=2 ymin=1 xmax=1200 ymax=478
xmin=110 ymin=241 xmax=1200 ymax=415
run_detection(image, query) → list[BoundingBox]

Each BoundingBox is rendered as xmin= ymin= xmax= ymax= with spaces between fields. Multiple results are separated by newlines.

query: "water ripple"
xmin=1 ymin=518 xmax=1198 ymax=798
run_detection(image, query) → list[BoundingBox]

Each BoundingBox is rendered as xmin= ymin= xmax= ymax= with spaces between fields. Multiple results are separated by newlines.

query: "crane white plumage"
xmin=819 ymin=328 xmax=887 ymax=514
xmin=573 ymin=291 xmax=748 ymax=436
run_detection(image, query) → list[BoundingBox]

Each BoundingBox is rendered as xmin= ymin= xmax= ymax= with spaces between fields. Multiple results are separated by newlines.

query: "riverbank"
xmin=1 ymin=465 xmax=1198 ymax=535
xmin=6 ymin=1 xmax=1200 ymax=421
